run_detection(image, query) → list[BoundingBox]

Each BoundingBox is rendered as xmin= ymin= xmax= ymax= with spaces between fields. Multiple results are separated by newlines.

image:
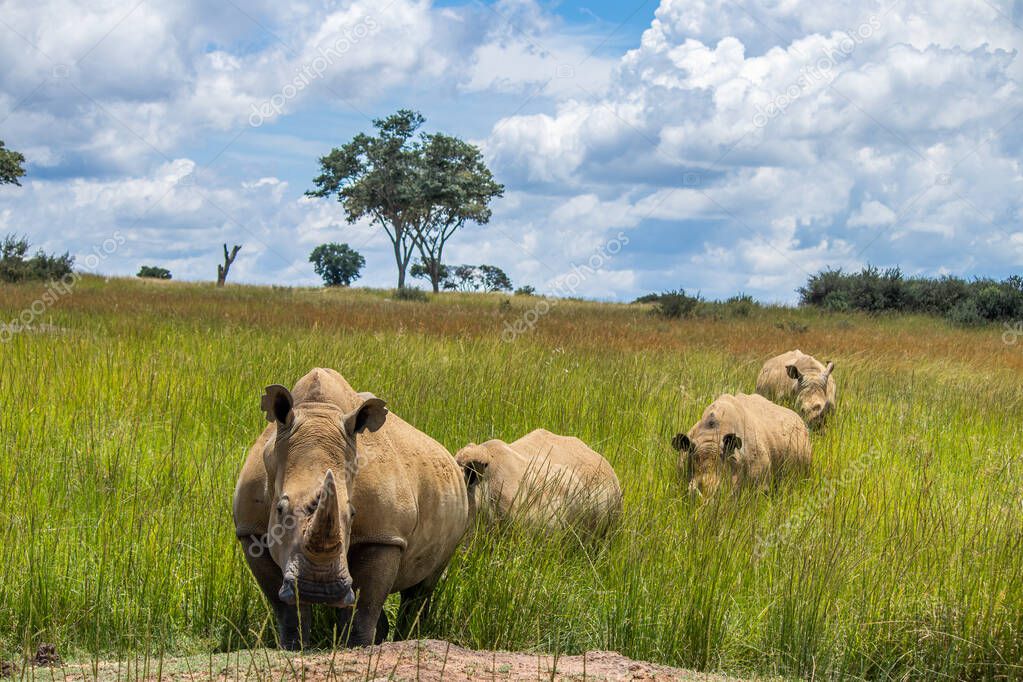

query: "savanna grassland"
xmin=1 ymin=276 xmax=1022 ymax=679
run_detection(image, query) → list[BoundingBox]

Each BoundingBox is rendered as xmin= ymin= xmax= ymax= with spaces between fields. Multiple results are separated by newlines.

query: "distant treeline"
xmin=799 ymin=267 xmax=1023 ymax=325
xmin=635 ymin=291 xmax=762 ymax=320
xmin=1 ymin=234 xmax=73 ymax=283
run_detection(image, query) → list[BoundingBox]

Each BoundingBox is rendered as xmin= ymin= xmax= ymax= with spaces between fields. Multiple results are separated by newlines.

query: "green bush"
xmin=652 ymin=289 xmax=702 ymax=318
xmin=722 ymin=293 xmax=758 ymax=317
xmin=0 ymin=234 xmax=74 ymax=283
xmin=775 ymin=319 xmax=809 ymax=333
xmin=137 ymin=265 xmax=172 ymax=280
xmin=974 ymin=284 xmax=1022 ymax=320
xmin=636 ymin=291 xmax=761 ymax=320
xmin=392 ymin=286 xmax=428 ymax=302
xmin=947 ymin=299 xmax=986 ymax=327
xmin=823 ymin=290 xmax=850 ymax=311
xmin=514 ymin=285 xmax=536 ymax=296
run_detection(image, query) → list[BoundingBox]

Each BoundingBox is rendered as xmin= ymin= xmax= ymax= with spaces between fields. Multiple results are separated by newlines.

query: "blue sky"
xmin=0 ymin=0 xmax=1020 ymax=302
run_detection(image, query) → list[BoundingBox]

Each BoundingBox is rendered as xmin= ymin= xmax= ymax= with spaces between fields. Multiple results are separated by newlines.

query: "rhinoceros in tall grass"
xmin=756 ymin=350 xmax=836 ymax=427
xmin=456 ymin=429 xmax=622 ymax=537
xmin=672 ymin=393 xmax=811 ymax=498
xmin=233 ymin=368 xmax=468 ymax=649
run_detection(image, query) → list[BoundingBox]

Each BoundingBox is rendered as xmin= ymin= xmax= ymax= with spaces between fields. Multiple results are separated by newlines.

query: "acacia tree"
xmin=307 ymin=110 xmax=425 ymax=289
xmin=412 ymin=133 xmax=503 ymax=292
xmin=307 ymin=110 xmax=503 ymax=290
xmin=0 ymin=140 xmax=26 ymax=186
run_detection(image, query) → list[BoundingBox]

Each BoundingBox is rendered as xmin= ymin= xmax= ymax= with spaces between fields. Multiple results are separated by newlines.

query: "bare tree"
xmin=216 ymin=244 xmax=241 ymax=287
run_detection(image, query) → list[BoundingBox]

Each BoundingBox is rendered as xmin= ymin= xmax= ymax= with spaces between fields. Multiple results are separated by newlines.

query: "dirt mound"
xmin=281 ymin=639 xmax=733 ymax=680
xmin=49 ymin=639 xmax=742 ymax=681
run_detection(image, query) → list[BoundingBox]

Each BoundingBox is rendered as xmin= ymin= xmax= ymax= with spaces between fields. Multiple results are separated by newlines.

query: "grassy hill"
xmin=1 ymin=276 xmax=1021 ymax=678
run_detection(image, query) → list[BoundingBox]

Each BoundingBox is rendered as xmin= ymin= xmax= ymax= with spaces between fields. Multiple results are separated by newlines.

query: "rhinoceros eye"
xmin=303 ymin=497 xmax=319 ymax=515
xmin=349 ymin=505 xmax=356 ymax=518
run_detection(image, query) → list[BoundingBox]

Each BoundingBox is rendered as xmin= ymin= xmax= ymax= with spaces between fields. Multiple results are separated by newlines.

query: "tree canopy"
xmin=307 ymin=110 xmax=503 ymax=290
xmin=309 ymin=242 xmax=365 ymax=287
xmin=0 ymin=140 xmax=26 ymax=186
xmin=413 ymin=132 xmax=503 ymax=291
xmin=137 ymin=265 xmax=172 ymax=280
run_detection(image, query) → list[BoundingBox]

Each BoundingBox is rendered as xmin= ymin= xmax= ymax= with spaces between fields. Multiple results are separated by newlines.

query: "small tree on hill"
xmin=309 ymin=242 xmax=365 ymax=287
xmin=137 ymin=265 xmax=172 ymax=279
xmin=0 ymin=140 xmax=26 ymax=186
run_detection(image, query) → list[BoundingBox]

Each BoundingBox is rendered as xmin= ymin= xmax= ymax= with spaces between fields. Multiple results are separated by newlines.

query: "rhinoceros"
xmin=232 ymin=368 xmax=468 ymax=649
xmin=672 ymin=393 xmax=811 ymax=498
xmin=755 ymin=349 xmax=836 ymax=426
xmin=455 ymin=429 xmax=622 ymax=536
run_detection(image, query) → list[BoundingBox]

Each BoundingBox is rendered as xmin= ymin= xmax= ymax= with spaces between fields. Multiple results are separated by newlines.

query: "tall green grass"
xmin=0 ymin=279 xmax=1021 ymax=679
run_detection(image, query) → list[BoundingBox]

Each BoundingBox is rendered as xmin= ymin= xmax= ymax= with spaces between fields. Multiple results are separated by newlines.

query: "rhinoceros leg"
xmin=393 ymin=571 xmax=441 ymax=641
xmin=334 ymin=606 xmax=389 ymax=645
xmin=238 ymin=536 xmax=311 ymax=650
xmin=343 ymin=544 xmax=402 ymax=647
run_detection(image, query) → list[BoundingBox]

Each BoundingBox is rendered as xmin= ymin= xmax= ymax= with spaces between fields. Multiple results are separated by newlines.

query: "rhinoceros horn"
xmin=306 ymin=470 xmax=341 ymax=554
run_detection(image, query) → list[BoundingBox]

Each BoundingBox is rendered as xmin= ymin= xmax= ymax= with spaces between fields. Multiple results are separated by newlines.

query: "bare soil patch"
xmin=41 ymin=640 xmax=745 ymax=681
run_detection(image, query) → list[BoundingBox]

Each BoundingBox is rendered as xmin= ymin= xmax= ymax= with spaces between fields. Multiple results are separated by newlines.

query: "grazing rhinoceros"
xmin=232 ymin=368 xmax=468 ymax=649
xmin=755 ymin=350 xmax=836 ymax=426
xmin=455 ymin=429 xmax=622 ymax=536
xmin=672 ymin=393 xmax=811 ymax=498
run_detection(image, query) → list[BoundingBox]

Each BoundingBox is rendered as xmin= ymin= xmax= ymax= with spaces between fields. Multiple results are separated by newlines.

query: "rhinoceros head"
xmin=787 ymin=360 xmax=834 ymax=426
xmin=455 ymin=442 xmax=495 ymax=524
xmin=672 ymin=411 xmax=743 ymax=499
xmin=259 ymin=384 xmax=387 ymax=607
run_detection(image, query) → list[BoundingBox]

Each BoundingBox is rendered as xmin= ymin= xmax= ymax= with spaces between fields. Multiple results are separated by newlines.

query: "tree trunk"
xmin=433 ymin=243 xmax=447 ymax=293
xmin=430 ymin=262 xmax=441 ymax=293
xmin=391 ymin=227 xmax=407 ymax=289
xmin=216 ymin=244 xmax=241 ymax=287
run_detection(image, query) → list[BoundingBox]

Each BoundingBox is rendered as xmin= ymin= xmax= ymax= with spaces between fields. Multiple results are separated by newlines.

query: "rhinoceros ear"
xmin=343 ymin=392 xmax=388 ymax=435
xmin=261 ymin=385 xmax=294 ymax=427
xmin=671 ymin=433 xmax=694 ymax=453
xmin=462 ymin=459 xmax=488 ymax=489
xmin=722 ymin=433 xmax=742 ymax=458
xmin=786 ymin=364 xmax=802 ymax=381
